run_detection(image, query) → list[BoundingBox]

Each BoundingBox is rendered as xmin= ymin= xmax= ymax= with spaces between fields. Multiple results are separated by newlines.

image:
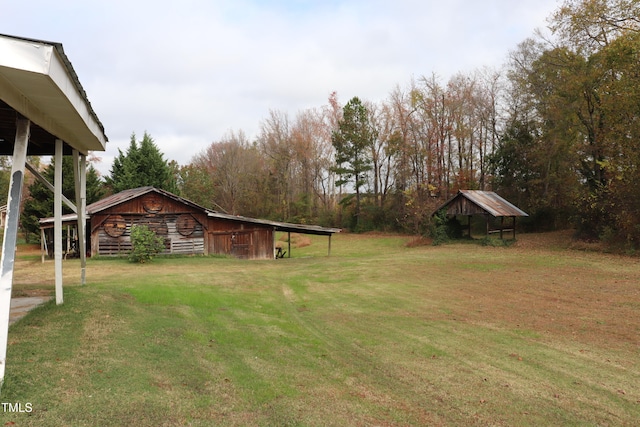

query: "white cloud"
xmin=1 ymin=0 xmax=561 ymax=176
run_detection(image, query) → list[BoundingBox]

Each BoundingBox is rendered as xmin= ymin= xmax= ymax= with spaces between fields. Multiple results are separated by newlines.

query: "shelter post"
xmin=73 ymin=151 xmax=87 ymax=285
xmin=288 ymin=232 xmax=291 ymax=258
xmin=512 ymin=216 xmax=516 ymax=239
xmin=328 ymin=235 xmax=332 ymax=256
xmin=41 ymin=228 xmax=46 ymax=263
xmin=272 ymin=227 xmax=277 ymax=259
xmin=485 ymin=214 xmax=489 ymax=237
xmin=500 ymin=217 xmax=504 ymax=240
xmin=0 ymin=117 xmax=30 ymax=389
xmin=54 ymin=140 xmax=64 ymax=305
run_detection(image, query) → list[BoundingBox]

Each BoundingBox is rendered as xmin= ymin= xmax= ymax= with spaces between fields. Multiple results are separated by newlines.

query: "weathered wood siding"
xmin=207 ymin=218 xmax=274 ymax=259
xmin=90 ymin=193 xmax=208 ymax=257
xmin=445 ymin=196 xmax=489 ymax=216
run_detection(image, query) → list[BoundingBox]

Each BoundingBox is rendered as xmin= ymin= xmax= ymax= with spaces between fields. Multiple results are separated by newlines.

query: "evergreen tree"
xmin=21 ymin=157 xmax=105 ymax=242
xmin=331 ymin=97 xmax=376 ymax=230
xmin=0 ymin=156 xmax=11 ymax=202
xmin=106 ymin=132 xmax=178 ymax=193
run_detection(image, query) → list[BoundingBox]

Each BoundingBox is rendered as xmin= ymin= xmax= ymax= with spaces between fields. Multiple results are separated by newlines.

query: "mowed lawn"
xmin=2 ymin=232 xmax=639 ymax=426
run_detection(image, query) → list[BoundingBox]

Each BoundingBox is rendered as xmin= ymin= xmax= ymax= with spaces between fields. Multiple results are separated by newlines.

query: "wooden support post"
xmin=485 ymin=214 xmax=489 ymax=237
xmin=328 ymin=234 xmax=332 ymax=257
xmin=500 ymin=216 xmax=504 ymax=240
xmin=54 ymin=140 xmax=64 ymax=305
xmin=287 ymin=232 xmax=291 ymax=258
xmin=73 ymin=151 xmax=87 ymax=285
xmin=65 ymin=225 xmax=70 ymax=259
xmin=41 ymin=228 xmax=46 ymax=263
xmin=0 ymin=117 xmax=30 ymax=390
xmin=513 ymin=216 xmax=517 ymax=240
xmin=272 ymin=228 xmax=277 ymax=259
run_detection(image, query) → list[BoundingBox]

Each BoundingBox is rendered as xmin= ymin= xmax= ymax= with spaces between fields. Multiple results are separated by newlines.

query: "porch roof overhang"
xmin=207 ymin=211 xmax=342 ymax=237
xmin=0 ymin=34 xmax=107 ymax=155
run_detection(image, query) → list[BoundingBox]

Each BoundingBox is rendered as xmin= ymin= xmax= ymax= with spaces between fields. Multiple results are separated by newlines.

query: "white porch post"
xmin=0 ymin=118 xmax=30 ymax=389
xmin=54 ymin=140 xmax=64 ymax=305
xmin=73 ymin=150 xmax=87 ymax=285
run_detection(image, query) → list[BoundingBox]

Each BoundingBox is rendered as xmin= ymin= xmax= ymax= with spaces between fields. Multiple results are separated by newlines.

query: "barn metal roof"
xmin=84 ymin=186 xmax=208 ymax=215
xmin=0 ymin=33 xmax=107 ymax=154
xmin=207 ymin=211 xmax=342 ymax=236
xmin=434 ymin=190 xmax=529 ymax=217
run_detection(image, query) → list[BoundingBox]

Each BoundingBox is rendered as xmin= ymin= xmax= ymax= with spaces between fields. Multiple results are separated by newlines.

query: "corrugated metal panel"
xmin=434 ymin=190 xmax=528 ymax=217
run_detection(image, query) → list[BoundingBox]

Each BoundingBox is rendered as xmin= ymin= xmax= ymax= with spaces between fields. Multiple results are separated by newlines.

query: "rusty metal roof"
xmin=434 ymin=190 xmax=528 ymax=217
xmin=84 ymin=186 xmax=208 ymax=215
xmin=39 ymin=187 xmax=210 ymax=225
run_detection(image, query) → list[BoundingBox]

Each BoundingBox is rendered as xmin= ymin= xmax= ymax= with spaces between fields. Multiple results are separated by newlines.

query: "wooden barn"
xmin=40 ymin=186 xmax=340 ymax=259
xmin=432 ymin=190 xmax=529 ymax=239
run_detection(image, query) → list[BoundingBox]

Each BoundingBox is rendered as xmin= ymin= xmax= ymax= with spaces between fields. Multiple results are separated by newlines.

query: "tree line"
xmin=5 ymin=0 xmax=640 ymax=248
xmin=178 ymin=0 xmax=640 ymax=248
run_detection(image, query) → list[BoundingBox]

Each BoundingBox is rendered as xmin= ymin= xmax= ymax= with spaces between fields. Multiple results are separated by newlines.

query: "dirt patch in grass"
xmin=405 ymin=236 xmax=433 ymax=247
xmin=277 ymin=233 xmax=312 ymax=249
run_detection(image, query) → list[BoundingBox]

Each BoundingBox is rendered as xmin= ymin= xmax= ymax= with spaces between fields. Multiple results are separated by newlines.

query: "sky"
xmin=2 ymin=0 xmax=561 ymax=176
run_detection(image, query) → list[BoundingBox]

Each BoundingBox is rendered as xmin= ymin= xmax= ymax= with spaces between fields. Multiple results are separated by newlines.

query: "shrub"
xmin=129 ymin=225 xmax=165 ymax=263
xmin=429 ymin=209 xmax=451 ymax=246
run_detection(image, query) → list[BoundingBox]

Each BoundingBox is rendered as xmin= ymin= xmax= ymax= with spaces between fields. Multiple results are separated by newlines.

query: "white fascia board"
xmin=0 ymin=37 xmax=53 ymax=74
xmin=0 ymin=36 xmax=107 ymax=153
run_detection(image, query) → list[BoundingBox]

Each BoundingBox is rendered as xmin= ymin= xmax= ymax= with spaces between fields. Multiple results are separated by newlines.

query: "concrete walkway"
xmin=9 ymin=296 xmax=52 ymax=325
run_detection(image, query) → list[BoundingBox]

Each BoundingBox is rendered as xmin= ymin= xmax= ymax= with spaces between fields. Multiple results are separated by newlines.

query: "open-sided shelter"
xmin=0 ymin=33 xmax=107 ymax=387
xmin=433 ymin=190 xmax=528 ymax=239
xmin=40 ymin=187 xmax=341 ymax=260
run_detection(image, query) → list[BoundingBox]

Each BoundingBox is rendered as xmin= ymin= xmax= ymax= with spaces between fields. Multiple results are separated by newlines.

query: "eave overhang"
xmin=0 ymin=34 xmax=107 ymax=154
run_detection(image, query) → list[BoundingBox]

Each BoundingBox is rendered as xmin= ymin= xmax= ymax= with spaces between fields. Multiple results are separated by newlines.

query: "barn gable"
xmin=434 ymin=190 xmax=529 ymax=218
xmin=88 ymin=187 xmax=209 ymax=257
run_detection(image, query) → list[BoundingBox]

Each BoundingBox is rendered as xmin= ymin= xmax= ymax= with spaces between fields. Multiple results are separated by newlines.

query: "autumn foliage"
xmin=174 ymin=1 xmax=640 ymax=248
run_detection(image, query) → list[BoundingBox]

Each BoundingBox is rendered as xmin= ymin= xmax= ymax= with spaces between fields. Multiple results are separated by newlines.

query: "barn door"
xmin=231 ymin=231 xmax=251 ymax=259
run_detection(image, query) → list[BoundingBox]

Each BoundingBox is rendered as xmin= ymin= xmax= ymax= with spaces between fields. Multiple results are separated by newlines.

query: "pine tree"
xmin=21 ymin=157 xmax=105 ymax=242
xmin=106 ymin=132 xmax=178 ymax=193
xmin=331 ymin=97 xmax=376 ymax=230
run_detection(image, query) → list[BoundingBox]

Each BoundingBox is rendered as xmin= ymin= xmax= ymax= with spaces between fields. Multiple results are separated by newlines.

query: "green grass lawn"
xmin=2 ymin=232 xmax=639 ymax=426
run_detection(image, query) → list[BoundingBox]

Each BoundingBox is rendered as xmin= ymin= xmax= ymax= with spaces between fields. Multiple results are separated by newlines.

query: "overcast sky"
xmin=3 ymin=0 xmax=560 ymax=176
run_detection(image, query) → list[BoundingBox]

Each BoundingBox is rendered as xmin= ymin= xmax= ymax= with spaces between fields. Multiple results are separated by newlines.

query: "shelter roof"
xmin=0 ymin=33 xmax=107 ymax=155
xmin=433 ymin=190 xmax=529 ymax=218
